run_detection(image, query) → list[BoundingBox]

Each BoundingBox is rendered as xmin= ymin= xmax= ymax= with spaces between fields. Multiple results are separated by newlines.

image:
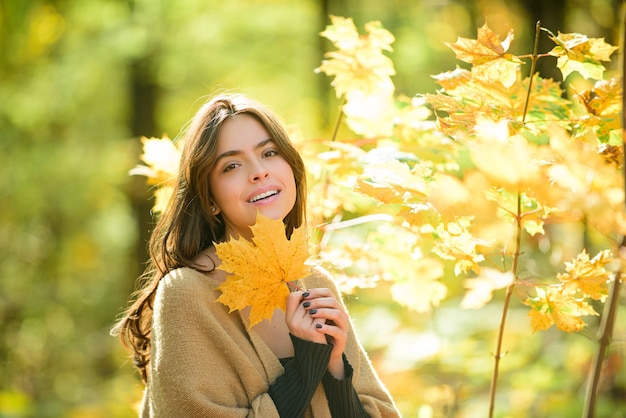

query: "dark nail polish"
xmin=302 ymin=291 xmax=310 ymax=298
xmin=303 ymin=301 xmax=311 ymax=308
xmin=309 ymin=309 xmax=317 ymax=314
xmin=315 ymin=323 xmax=322 ymax=329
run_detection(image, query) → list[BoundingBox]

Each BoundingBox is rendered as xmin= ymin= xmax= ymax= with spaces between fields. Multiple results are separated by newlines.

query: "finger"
xmin=314 ymin=320 xmax=348 ymax=344
xmin=292 ymin=317 xmax=328 ymax=344
xmin=308 ymin=308 xmax=348 ymax=331
xmin=304 ymin=297 xmax=343 ymax=311
xmin=301 ymin=288 xmax=333 ymax=300
xmin=285 ymin=290 xmax=310 ymax=320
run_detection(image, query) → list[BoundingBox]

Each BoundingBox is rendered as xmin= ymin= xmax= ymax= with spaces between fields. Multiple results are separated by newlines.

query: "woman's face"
xmin=209 ymin=113 xmax=297 ymax=240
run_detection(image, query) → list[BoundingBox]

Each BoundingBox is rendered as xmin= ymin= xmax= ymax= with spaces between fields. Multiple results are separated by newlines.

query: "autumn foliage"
xmin=309 ymin=16 xmax=620 ymax=334
xmin=131 ymin=15 xmax=622 ymax=416
xmin=132 ymin=13 xmax=626 ymax=346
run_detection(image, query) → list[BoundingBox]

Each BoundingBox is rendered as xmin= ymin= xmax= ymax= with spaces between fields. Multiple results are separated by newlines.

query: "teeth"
xmin=249 ymin=190 xmax=278 ymax=203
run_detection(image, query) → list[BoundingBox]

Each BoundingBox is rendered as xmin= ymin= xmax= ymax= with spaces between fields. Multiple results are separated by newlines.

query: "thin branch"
xmin=516 ymin=53 xmax=552 ymax=60
xmin=522 ymin=21 xmax=542 ymax=124
xmin=317 ymin=96 xmax=347 ymax=248
xmin=582 ymin=270 xmax=623 ymax=417
xmin=488 ymin=22 xmax=544 ymax=417
xmin=488 ymin=191 xmax=523 ymax=418
xmin=318 ymin=213 xmax=396 ymax=232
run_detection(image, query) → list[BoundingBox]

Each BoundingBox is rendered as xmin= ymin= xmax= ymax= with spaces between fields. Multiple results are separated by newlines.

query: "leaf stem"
xmin=287 ymin=281 xmax=305 ymax=292
xmin=330 ymin=96 xmax=347 ymax=142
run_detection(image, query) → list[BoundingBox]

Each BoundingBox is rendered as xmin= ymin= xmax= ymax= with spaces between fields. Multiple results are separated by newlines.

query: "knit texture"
xmin=268 ymin=335 xmax=332 ymax=417
xmin=140 ymin=266 xmax=400 ymax=417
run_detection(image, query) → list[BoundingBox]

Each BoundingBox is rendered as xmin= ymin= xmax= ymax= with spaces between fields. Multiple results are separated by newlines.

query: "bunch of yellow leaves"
xmin=576 ymin=76 xmax=623 ymax=143
xmin=129 ymin=135 xmax=182 ymax=213
xmin=215 ymin=213 xmax=311 ymax=328
xmin=317 ymin=16 xmax=397 ymax=138
xmin=431 ymin=217 xmax=491 ymax=276
xmin=525 ymin=250 xmax=613 ymax=333
xmin=317 ymin=15 xmax=395 ymax=97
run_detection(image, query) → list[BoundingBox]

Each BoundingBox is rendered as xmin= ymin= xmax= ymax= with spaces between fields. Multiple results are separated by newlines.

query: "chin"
xmin=257 ymin=207 xmax=289 ymax=222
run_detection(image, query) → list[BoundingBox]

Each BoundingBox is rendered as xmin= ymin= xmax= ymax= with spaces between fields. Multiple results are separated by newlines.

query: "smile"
xmin=248 ymin=190 xmax=279 ymax=203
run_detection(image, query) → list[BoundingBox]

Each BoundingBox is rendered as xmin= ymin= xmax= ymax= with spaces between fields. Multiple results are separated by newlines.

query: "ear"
xmin=210 ymin=203 xmax=221 ymax=216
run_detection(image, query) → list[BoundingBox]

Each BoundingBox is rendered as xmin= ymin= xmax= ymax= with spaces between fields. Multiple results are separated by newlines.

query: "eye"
xmin=223 ymin=162 xmax=240 ymax=172
xmin=263 ymin=148 xmax=279 ymax=158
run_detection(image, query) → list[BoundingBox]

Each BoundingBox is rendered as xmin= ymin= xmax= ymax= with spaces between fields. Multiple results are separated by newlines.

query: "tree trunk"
xmin=128 ymin=58 xmax=159 ymax=272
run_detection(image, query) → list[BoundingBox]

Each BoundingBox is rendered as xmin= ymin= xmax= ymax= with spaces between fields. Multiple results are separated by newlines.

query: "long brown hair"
xmin=113 ymin=93 xmax=307 ymax=381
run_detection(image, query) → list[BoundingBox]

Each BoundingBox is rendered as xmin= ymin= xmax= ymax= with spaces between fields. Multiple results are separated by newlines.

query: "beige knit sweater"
xmin=140 ymin=266 xmax=400 ymax=417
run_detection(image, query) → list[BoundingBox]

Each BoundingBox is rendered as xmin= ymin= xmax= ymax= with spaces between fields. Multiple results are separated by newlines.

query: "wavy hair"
xmin=112 ymin=93 xmax=307 ymax=381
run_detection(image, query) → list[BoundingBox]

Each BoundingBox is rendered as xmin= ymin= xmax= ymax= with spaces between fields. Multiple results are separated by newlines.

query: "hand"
xmin=285 ymin=288 xmax=349 ymax=379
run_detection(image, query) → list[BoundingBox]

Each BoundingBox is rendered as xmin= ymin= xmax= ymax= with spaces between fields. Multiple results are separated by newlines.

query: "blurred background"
xmin=0 ymin=0 xmax=623 ymax=417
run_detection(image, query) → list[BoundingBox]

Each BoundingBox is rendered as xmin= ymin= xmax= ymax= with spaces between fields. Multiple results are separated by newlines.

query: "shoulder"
xmin=156 ymin=267 xmax=225 ymax=304
xmin=152 ymin=267 xmax=236 ymax=330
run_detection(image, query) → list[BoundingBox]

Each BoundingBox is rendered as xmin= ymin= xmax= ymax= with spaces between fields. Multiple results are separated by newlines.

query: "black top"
xmin=268 ymin=334 xmax=370 ymax=418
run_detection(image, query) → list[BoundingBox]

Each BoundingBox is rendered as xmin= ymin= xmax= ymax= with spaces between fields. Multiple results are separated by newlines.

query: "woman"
xmin=114 ymin=93 xmax=400 ymax=417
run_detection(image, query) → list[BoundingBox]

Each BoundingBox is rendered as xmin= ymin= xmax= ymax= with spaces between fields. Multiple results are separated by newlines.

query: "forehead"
xmin=216 ymin=114 xmax=271 ymax=150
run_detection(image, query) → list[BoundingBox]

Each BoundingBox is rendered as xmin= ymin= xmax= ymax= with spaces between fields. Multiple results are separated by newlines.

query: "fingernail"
xmin=315 ymin=323 xmax=322 ymax=329
xmin=303 ymin=301 xmax=311 ymax=308
xmin=309 ymin=309 xmax=317 ymax=314
xmin=302 ymin=291 xmax=310 ymax=298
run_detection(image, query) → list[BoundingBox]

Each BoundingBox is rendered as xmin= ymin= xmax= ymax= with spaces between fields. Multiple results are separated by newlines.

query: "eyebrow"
xmin=215 ymin=138 xmax=275 ymax=163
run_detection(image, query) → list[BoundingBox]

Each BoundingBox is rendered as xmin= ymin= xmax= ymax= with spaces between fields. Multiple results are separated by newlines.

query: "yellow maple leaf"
xmin=359 ymin=160 xmax=433 ymax=202
xmin=558 ymin=249 xmax=613 ymax=301
xmin=576 ymin=76 xmax=623 ymax=143
xmin=317 ymin=242 xmax=383 ymax=293
xmin=547 ymin=31 xmax=618 ymax=80
xmin=445 ymin=23 xmax=522 ymax=88
xmin=129 ymin=135 xmax=182 ymax=212
xmin=130 ymin=135 xmax=181 ymax=185
xmin=537 ymin=125 xmax=626 ymax=237
xmin=390 ymin=266 xmax=447 ymax=313
xmin=215 ymin=213 xmax=311 ymax=328
xmin=461 ymin=268 xmax=515 ymax=309
xmin=431 ymin=218 xmax=491 ymax=275
xmin=470 ymin=118 xmax=542 ymax=190
xmin=525 ymin=286 xmax=597 ymax=333
xmin=153 ymin=186 xmax=175 ymax=214
xmin=343 ymin=89 xmax=396 ymax=137
xmin=431 ymin=67 xmax=472 ymax=91
xmin=317 ymin=15 xmax=396 ymax=97
xmin=577 ymin=76 xmax=622 ymax=117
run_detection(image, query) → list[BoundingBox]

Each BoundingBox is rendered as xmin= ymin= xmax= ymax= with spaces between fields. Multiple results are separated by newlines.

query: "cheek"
xmin=215 ymin=180 xmax=241 ymax=205
xmin=278 ymin=164 xmax=296 ymax=191
xmin=277 ymin=159 xmax=296 ymax=182
xmin=285 ymin=170 xmax=298 ymax=204
xmin=209 ymin=174 xmax=238 ymax=208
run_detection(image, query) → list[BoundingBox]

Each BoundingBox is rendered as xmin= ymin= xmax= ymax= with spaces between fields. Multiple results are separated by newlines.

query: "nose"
xmin=249 ymin=161 xmax=269 ymax=183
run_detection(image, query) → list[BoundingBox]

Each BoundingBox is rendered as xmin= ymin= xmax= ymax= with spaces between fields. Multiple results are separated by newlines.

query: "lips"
xmin=248 ymin=189 xmax=279 ymax=203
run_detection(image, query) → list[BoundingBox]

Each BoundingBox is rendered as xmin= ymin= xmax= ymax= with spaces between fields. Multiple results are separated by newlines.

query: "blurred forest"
xmin=0 ymin=0 xmax=623 ymax=417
